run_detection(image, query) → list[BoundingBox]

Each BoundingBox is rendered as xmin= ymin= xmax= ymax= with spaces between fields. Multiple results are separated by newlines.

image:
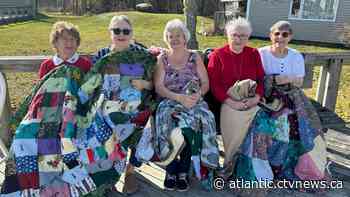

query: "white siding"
xmin=249 ymin=0 xmax=350 ymax=44
xmin=0 ymin=0 xmax=32 ymax=7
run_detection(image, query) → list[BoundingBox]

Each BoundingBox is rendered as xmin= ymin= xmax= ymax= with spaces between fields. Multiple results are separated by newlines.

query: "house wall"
xmin=248 ymin=0 xmax=349 ymax=44
xmin=0 ymin=0 xmax=32 ymax=7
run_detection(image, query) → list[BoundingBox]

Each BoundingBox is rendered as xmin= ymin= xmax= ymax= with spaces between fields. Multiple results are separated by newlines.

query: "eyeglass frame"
xmin=110 ymin=28 xmax=132 ymax=36
xmin=272 ymin=31 xmax=290 ymax=38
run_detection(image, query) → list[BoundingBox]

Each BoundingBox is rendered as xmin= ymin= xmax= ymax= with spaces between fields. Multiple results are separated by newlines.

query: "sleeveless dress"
xmin=155 ymin=52 xmax=219 ymax=173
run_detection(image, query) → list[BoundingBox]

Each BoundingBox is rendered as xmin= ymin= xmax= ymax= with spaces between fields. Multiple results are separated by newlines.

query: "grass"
xmin=0 ymin=11 xmax=349 ymax=121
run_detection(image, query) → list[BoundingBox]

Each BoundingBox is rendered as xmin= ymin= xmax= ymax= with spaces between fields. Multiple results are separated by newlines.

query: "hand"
xmin=242 ymin=95 xmax=260 ymax=108
xmin=224 ymin=98 xmax=248 ymax=111
xmin=275 ymin=75 xmax=291 ymax=85
xmin=177 ymin=94 xmax=199 ymax=109
xmin=131 ymin=79 xmax=151 ymax=91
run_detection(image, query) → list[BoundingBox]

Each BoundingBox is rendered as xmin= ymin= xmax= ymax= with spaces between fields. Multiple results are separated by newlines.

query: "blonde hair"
xmin=163 ymin=19 xmax=191 ymax=43
xmin=49 ymin=21 xmax=80 ymax=48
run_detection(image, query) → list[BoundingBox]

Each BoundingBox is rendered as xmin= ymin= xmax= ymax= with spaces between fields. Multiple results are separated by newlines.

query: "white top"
xmin=258 ymin=46 xmax=305 ymax=77
xmin=52 ymin=53 xmax=79 ymax=66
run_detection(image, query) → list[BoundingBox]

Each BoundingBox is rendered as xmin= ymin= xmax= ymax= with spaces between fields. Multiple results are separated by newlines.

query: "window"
xmin=289 ymin=0 xmax=339 ymax=21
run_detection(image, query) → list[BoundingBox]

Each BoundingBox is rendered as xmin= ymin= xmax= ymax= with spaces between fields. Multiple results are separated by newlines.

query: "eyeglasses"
xmin=111 ymin=28 xmax=132 ymax=36
xmin=231 ymin=33 xmax=249 ymax=40
xmin=273 ymin=31 xmax=290 ymax=38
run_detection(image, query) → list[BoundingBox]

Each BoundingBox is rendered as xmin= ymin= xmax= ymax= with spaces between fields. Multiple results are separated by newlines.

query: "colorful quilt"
xmin=1 ymin=47 xmax=157 ymax=196
xmin=234 ymin=77 xmax=327 ymax=189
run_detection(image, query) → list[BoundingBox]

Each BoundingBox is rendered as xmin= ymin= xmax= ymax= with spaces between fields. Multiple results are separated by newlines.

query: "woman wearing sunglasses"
xmin=85 ymin=15 xmax=157 ymax=195
xmin=233 ymin=21 xmax=328 ymax=195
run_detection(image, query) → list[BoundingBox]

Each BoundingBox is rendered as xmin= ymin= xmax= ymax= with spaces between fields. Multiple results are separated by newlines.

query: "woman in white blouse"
xmin=259 ymin=21 xmax=304 ymax=87
xmin=233 ymin=21 xmax=328 ymax=196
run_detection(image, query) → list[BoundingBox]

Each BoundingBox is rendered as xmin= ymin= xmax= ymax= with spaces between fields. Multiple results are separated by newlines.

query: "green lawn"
xmin=0 ymin=11 xmax=349 ymax=121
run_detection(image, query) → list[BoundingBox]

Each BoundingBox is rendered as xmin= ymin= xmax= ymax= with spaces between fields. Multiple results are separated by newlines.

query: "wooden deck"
xmin=1 ymin=54 xmax=350 ymax=196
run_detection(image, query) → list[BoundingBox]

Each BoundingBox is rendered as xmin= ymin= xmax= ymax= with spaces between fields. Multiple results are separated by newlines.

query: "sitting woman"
xmin=38 ymin=21 xmax=92 ymax=79
xmin=154 ymin=19 xmax=219 ymax=191
xmin=69 ymin=15 xmax=157 ymax=195
xmin=207 ymin=17 xmax=265 ymax=178
xmin=1 ymin=17 xmax=157 ymax=196
xmin=2 ymin=21 xmax=93 ymax=196
xmin=91 ymin=15 xmax=154 ymax=195
xmin=234 ymin=21 xmax=328 ymax=192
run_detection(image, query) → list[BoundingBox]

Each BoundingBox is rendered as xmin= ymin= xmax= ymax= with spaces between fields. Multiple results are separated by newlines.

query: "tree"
xmin=183 ymin=0 xmax=198 ymax=49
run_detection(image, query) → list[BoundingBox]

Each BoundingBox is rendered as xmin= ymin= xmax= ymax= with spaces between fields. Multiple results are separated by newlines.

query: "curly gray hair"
xmin=163 ymin=19 xmax=191 ymax=43
xmin=225 ymin=17 xmax=252 ymax=36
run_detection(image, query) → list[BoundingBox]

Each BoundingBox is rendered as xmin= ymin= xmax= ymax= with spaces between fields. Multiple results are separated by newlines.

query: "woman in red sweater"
xmin=38 ymin=21 xmax=91 ymax=79
xmin=207 ymin=17 xmax=265 ymax=177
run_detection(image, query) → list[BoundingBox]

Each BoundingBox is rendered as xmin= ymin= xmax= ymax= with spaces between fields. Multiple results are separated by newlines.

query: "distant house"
xmin=0 ymin=0 xmax=37 ymax=24
xmin=222 ymin=0 xmax=349 ymax=45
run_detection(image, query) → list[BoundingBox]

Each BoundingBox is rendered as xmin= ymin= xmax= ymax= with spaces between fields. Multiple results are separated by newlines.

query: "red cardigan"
xmin=38 ymin=57 xmax=92 ymax=79
xmin=207 ymin=45 xmax=265 ymax=103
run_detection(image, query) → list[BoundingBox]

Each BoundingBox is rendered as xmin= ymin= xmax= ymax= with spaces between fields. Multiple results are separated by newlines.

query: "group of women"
xmin=1 ymin=15 xmax=328 ymax=197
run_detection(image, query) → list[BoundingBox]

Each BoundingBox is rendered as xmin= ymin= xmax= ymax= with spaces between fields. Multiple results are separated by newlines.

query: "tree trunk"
xmin=128 ymin=0 xmax=137 ymax=9
xmin=183 ymin=0 xmax=198 ymax=49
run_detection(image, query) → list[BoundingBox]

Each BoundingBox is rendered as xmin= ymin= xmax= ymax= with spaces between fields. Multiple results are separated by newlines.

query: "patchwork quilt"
xmin=1 ymin=48 xmax=157 ymax=196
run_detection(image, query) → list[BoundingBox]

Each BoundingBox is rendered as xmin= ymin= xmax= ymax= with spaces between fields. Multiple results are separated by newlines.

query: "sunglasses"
xmin=111 ymin=28 xmax=132 ymax=35
xmin=273 ymin=31 xmax=290 ymax=38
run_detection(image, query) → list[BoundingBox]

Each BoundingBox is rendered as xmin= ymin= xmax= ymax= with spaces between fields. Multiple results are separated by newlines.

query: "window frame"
xmin=288 ymin=0 xmax=340 ymax=22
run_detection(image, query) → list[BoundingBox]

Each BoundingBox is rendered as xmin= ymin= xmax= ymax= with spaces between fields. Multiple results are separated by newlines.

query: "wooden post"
xmin=323 ymin=58 xmax=343 ymax=111
xmin=316 ymin=60 xmax=330 ymax=104
xmin=32 ymin=0 xmax=38 ymax=17
xmin=0 ymin=72 xmax=12 ymax=147
xmin=303 ymin=55 xmax=313 ymax=88
xmin=183 ymin=0 xmax=199 ymax=49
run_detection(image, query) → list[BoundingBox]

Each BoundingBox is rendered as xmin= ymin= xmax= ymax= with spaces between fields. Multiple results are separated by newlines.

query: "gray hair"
xmin=270 ymin=20 xmax=293 ymax=34
xmin=225 ymin=17 xmax=252 ymax=35
xmin=163 ymin=19 xmax=191 ymax=43
xmin=109 ymin=15 xmax=132 ymax=30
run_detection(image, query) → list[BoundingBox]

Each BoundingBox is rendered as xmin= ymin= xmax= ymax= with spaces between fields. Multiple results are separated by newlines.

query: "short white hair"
xmin=163 ymin=19 xmax=191 ymax=43
xmin=109 ymin=15 xmax=132 ymax=30
xmin=270 ymin=20 xmax=293 ymax=34
xmin=225 ymin=17 xmax=252 ymax=35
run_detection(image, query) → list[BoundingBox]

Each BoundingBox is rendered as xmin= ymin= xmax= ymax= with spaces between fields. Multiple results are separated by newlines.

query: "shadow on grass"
xmin=0 ymin=13 xmax=53 ymax=27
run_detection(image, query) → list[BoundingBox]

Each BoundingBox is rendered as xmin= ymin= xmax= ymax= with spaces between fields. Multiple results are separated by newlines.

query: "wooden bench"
xmin=0 ymin=52 xmax=350 ymax=183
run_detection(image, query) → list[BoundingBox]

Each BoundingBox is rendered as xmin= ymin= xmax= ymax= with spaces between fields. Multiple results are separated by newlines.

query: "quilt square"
xmin=15 ymin=155 xmax=38 ymax=174
xmin=15 ymin=119 xmax=40 ymax=139
xmin=38 ymin=154 xmax=64 ymax=172
xmin=120 ymin=63 xmax=144 ymax=76
xmin=38 ymin=139 xmax=61 ymax=155
xmin=41 ymin=92 xmax=66 ymax=107
xmin=39 ymin=172 xmax=63 ymax=187
xmin=39 ymin=106 xmax=63 ymax=123
xmin=12 ymin=139 xmax=38 ymax=157
xmin=17 ymin=172 xmax=39 ymax=190
xmin=37 ymin=122 xmax=61 ymax=138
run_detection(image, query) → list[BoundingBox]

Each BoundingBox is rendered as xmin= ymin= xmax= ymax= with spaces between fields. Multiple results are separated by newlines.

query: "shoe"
xmin=176 ymin=173 xmax=189 ymax=192
xmin=122 ymin=172 xmax=138 ymax=195
xmin=164 ymin=174 xmax=176 ymax=191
